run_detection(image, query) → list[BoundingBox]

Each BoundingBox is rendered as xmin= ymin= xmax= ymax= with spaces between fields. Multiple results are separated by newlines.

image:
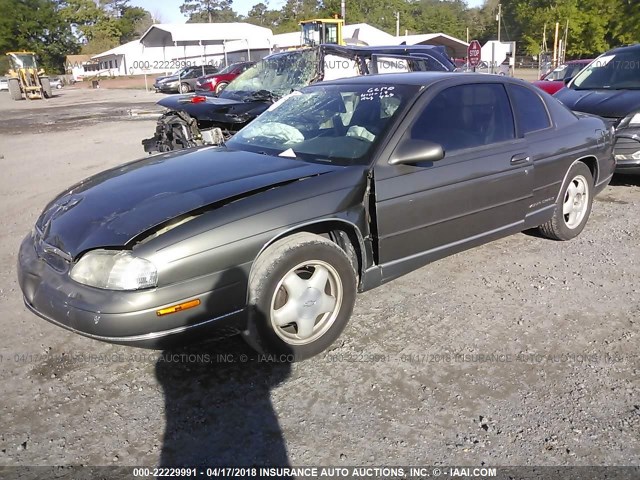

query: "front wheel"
xmin=243 ymin=232 xmax=357 ymax=361
xmin=8 ymin=78 xmax=22 ymax=100
xmin=215 ymin=81 xmax=228 ymax=94
xmin=39 ymin=77 xmax=52 ymax=98
xmin=179 ymin=83 xmax=191 ymax=93
xmin=538 ymin=162 xmax=593 ymax=240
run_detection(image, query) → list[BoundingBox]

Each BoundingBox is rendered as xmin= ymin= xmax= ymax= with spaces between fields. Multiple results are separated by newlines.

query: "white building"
xmin=65 ymin=54 xmax=100 ymax=81
xmin=399 ymin=33 xmax=469 ymax=59
xmin=91 ymin=23 xmax=274 ymax=77
xmin=481 ymin=40 xmax=516 ymax=66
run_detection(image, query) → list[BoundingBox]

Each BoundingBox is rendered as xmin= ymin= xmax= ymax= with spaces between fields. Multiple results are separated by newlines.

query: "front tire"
xmin=40 ymin=77 xmax=52 ymax=98
xmin=8 ymin=78 xmax=22 ymax=100
xmin=538 ymin=162 xmax=593 ymax=240
xmin=243 ymin=232 xmax=357 ymax=361
xmin=179 ymin=82 xmax=191 ymax=93
xmin=215 ymin=81 xmax=228 ymax=94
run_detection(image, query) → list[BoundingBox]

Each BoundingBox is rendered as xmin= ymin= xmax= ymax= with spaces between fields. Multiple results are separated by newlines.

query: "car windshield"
xmin=546 ymin=62 xmax=588 ymax=81
xmin=226 ymin=83 xmax=420 ymax=165
xmin=571 ymin=51 xmax=640 ymax=90
xmin=220 ymin=49 xmax=319 ymax=100
xmin=217 ymin=64 xmax=239 ymax=75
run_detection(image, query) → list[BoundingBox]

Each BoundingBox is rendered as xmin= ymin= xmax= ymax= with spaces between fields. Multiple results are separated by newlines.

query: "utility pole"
xmin=553 ymin=21 xmax=559 ymax=67
xmin=497 ymin=3 xmax=502 ymax=42
xmin=341 ymin=0 xmax=346 ymax=22
xmin=395 ymin=11 xmax=400 ymax=37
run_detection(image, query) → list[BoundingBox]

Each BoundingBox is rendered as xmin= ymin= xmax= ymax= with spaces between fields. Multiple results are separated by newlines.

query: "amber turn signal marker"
xmin=156 ymin=299 xmax=201 ymax=316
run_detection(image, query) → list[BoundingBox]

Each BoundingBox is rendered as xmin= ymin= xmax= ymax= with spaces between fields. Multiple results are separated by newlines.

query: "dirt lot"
xmin=0 ymin=88 xmax=638 ymax=472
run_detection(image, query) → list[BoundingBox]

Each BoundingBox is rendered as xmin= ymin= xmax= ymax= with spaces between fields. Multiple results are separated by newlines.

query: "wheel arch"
xmin=248 ymin=219 xmax=366 ymax=297
xmin=555 ymin=155 xmax=598 ymax=204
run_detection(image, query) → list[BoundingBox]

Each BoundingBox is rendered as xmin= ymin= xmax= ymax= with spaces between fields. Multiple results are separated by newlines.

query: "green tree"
xmin=0 ymin=0 xmax=79 ymax=73
xmin=245 ymin=2 xmax=281 ymax=28
xmin=180 ymin=0 xmax=239 ymax=23
xmin=117 ymin=6 xmax=154 ymax=42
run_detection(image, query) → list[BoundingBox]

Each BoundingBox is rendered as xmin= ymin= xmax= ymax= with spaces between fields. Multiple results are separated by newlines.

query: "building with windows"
xmin=90 ymin=23 xmax=274 ymax=77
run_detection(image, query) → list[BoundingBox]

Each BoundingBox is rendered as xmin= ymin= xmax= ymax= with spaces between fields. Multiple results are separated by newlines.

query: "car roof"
xmin=605 ymin=43 xmax=640 ymax=54
xmin=265 ymin=44 xmax=455 ymax=71
xmin=316 ymin=71 xmax=534 ymax=88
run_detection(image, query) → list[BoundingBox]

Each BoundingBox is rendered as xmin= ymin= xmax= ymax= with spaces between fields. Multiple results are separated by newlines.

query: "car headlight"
xmin=70 ymin=250 xmax=157 ymax=290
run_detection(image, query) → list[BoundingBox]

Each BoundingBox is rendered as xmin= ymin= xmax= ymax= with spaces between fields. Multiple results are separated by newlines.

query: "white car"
xmin=49 ymin=78 xmax=63 ymax=89
xmin=0 ymin=77 xmax=8 ymax=91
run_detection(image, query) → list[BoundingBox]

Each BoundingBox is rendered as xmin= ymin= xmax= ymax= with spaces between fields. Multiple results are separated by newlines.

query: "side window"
xmin=509 ymin=84 xmax=551 ymax=134
xmin=410 ymin=83 xmax=515 ymax=152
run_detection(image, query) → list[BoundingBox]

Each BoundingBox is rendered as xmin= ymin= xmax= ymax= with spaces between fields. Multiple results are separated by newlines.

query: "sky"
xmin=129 ymin=0 xmax=485 ymax=24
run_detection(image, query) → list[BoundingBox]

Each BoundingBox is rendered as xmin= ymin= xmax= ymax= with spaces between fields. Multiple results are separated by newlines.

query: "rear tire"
xmin=8 ymin=78 xmax=22 ymax=100
xmin=538 ymin=162 xmax=593 ymax=241
xmin=243 ymin=232 xmax=357 ymax=361
xmin=40 ymin=77 xmax=52 ymax=98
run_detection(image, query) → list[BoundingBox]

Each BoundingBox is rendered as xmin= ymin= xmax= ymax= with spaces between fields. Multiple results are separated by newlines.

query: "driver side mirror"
xmin=389 ymin=139 xmax=445 ymax=166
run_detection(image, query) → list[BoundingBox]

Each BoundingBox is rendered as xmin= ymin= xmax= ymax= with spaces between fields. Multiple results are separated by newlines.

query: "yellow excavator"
xmin=6 ymin=52 xmax=52 ymax=100
xmin=300 ymin=18 xmax=346 ymax=46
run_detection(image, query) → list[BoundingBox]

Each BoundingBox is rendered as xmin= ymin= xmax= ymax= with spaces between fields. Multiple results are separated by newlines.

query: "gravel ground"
xmin=0 ymin=89 xmax=638 ymax=470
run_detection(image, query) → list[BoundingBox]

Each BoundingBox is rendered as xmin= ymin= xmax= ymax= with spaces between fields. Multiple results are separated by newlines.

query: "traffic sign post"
xmin=467 ymin=39 xmax=482 ymax=71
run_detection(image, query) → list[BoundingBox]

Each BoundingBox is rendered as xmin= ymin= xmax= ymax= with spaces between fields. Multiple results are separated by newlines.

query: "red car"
xmin=195 ymin=61 xmax=255 ymax=94
xmin=532 ymin=59 xmax=593 ymax=95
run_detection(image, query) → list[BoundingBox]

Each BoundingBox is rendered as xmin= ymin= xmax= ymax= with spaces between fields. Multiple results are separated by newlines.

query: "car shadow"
xmin=155 ymin=267 xmax=293 ymax=467
xmin=609 ymin=173 xmax=640 ymax=187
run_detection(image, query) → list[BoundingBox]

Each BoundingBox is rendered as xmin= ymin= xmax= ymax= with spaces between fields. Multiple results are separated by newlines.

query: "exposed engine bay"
xmin=142 ymin=45 xmax=455 ymax=153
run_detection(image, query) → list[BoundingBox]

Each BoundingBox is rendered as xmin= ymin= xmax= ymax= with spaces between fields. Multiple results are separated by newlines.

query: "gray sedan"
xmin=18 ymin=73 xmax=615 ymax=360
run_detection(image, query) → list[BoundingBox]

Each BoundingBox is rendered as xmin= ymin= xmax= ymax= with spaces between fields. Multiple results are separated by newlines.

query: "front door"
xmin=374 ymin=81 xmax=534 ymax=282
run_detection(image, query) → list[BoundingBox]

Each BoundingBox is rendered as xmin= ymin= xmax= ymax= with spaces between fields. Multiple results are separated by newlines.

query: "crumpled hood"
xmin=157 ymin=94 xmax=269 ymax=123
xmin=554 ymin=88 xmax=640 ymax=119
xmin=36 ymin=148 xmax=341 ymax=258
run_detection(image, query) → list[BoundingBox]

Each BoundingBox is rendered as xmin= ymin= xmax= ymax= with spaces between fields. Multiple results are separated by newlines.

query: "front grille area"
xmin=614 ymin=136 xmax=640 ymax=156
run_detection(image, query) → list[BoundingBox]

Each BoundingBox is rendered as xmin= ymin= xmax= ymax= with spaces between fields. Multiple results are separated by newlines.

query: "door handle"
xmin=510 ymin=154 xmax=530 ymax=165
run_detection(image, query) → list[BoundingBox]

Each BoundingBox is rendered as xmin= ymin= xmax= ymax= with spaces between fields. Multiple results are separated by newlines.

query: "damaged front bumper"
xmin=614 ymin=126 xmax=640 ymax=174
xmin=17 ymin=233 xmax=245 ymax=348
xmin=141 ymin=110 xmax=236 ymax=154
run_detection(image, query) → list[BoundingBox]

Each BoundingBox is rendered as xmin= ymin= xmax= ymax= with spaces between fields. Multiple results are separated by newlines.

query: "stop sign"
xmin=467 ymin=40 xmax=482 ymax=67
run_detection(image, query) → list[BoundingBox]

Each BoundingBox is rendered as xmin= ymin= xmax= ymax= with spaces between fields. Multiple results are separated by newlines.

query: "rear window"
xmin=509 ymin=85 xmax=551 ymax=134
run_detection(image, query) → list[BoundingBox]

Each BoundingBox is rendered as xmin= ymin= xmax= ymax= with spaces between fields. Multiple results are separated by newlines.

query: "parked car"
xmin=154 ymin=65 xmax=219 ymax=94
xmin=18 ymin=73 xmax=614 ymax=360
xmin=143 ymin=44 xmax=456 ymax=153
xmin=531 ymin=59 xmax=592 ymax=95
xmin=195 ymin=61 xmax=255 ymax=94
xmin=49 ymin=77 xmax=63 ymax=89
xmin=455 ymin=61 xmax=509 ymax=75
xmin=0 ymin=77 xmax=8 ymax=91
xmin=555 ymin=44 xmax=640 ymax=174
